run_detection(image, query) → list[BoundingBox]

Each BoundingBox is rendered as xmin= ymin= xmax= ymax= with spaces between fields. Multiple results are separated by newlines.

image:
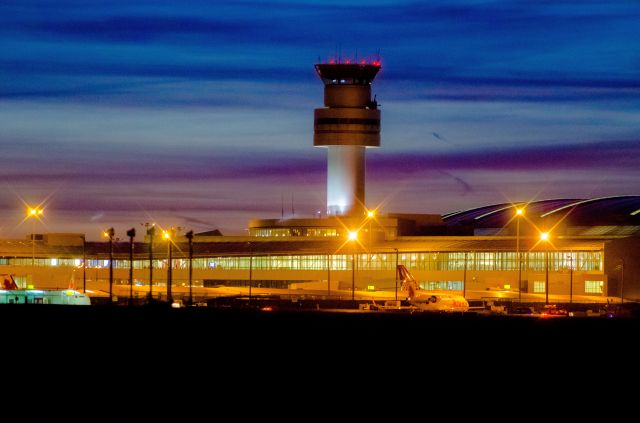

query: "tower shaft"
xmin=326 ymin=145 xmax=365 ymax=216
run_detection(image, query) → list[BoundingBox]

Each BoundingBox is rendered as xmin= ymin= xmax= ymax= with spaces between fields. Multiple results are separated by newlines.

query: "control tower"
xmin=314 ymin=61 xmax=381 ymax=217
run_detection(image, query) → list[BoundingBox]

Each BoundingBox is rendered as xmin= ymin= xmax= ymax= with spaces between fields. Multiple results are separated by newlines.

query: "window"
xmin=420 ymin=281 xmax=464 ymax=291
xmin=585 ymin=280 xmax=603 ymax=294
xmin=533 ymin=281 xmax=545 ymax=293
xmin=315 ymin=118 xmax=380 ymax=126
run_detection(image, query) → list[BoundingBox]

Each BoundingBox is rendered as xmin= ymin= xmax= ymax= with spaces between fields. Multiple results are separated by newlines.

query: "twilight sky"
xmin=1 ymin=0 xmax=639 ymax=239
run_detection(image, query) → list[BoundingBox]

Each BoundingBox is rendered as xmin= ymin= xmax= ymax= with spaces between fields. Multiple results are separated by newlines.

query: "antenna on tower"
xmin=281 ymin=194 xmax=284 ymax=219
xmin=291 ymin=193 xmax=295 ymax=217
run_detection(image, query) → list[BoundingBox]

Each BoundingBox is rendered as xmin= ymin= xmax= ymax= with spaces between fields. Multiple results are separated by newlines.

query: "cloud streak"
xmin=369 ymin=139 xmax=640 ymax=174
xmin=1 ymin=138 xmax=638 ymax=184
xmin=2 ymin=1 xmax=639 ymax=102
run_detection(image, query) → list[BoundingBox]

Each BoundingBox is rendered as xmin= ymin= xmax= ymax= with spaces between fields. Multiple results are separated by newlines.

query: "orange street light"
xmin=28 ymin=207 xmax=43 ymax=217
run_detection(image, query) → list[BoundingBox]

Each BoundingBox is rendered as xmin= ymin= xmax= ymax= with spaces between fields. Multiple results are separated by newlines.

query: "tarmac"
xmin=5 ymin=303 xmax=640 ymax=418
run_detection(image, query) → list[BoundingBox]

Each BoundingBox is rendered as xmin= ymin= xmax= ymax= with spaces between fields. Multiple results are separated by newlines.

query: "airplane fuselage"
xmin=409 ymin=292 xmax=469 ymax=312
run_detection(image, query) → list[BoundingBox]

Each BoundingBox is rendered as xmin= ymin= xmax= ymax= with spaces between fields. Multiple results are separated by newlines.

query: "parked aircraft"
xmin=397 ymin=265 xmax=469 ymax=312
xmin=0 ymin=274 xmax=91 ymax=305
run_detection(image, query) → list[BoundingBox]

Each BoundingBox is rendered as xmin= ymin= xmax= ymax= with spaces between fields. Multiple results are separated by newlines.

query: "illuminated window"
xmin=315 ymin=118 xmax=380 ymax=126
xmin=50 ymin=258 xmax=58 ymax=266
xmin=533 ymin=281 xmax=545 ymax=293
xmin=421 ymin=281 xmax=463 ymax=291
xmin=585 ymin=280 xmax=603 ymax=294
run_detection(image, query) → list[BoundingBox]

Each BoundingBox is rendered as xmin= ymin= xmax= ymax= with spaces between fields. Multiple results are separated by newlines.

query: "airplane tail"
xmin=2 ymin=274 xmax=19 ymax=290
xmin=397 ymin=264 xmax=419 ymax=299
xmin=68 ymin=271 xmax=76 ymax=290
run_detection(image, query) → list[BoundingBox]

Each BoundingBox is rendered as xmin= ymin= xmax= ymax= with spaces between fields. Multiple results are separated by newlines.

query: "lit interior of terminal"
xmin=1 ymin=199 xmax=637 ymax=303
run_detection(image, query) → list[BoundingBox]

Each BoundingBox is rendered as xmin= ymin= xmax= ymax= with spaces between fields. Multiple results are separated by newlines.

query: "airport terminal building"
xmin=1 ymin=196 xmax=638 ymax=303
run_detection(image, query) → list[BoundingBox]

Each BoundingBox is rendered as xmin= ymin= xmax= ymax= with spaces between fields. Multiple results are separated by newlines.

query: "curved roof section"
xmin=443 ymin=196 xmax=640 ymax=229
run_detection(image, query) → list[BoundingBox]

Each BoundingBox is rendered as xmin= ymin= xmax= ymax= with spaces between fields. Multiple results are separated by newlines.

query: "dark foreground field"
xmin=5 ymin=305 xmax=640 ymax=417
xmin=7 ymin=304 xmax=640 ymax=359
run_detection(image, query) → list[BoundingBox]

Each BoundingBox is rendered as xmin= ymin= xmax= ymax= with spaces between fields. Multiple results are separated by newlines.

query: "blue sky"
xmin=1 ymin=0 xmax=639 ymax=239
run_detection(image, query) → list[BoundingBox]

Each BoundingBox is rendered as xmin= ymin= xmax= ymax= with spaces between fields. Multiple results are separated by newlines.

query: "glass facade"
xmin=251 ymin=228 xmax=339 ymax=237
xmin=420 ymin=281 xmax=464 ymax=291
xmin=0 ymin=250 xmax=603 ymax=272
xmin=533 ymin=281 xmax=546 ymax=293
xmin=584 ymin=280 xmax=604 ymax=294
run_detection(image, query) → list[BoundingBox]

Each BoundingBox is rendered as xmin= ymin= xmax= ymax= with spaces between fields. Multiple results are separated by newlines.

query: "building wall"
xmin=604 ymin=237 xmax=640 ymax=299
xmin=2 ymin=233 xmax=629 ymax=302
xmin=1 ymin=260 xmax=607 ymax=301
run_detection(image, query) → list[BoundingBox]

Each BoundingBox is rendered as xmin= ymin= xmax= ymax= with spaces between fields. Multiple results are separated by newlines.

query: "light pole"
xmin=127 ymin=228 xmax=135 ymax=306
xmin=163 ymin=229 xmax=173 ymax=304
xmin=248 ymin=242 xmax=253 ymax=306
xmin=348 ymin=231 xmax=358 ymax=303
xmin=367 ymin=209 xmax=375 ymax=253
xmin=146 ymin=224 xmax=155 ymax=301
xmin=327 ymin=252 xmax=331 ymax=298
xmin=515 ymin=208 xmax=524 ymax=302
xmin=567 ymin=253 xmax=573 ymax=305
xmin=351 ymin=252 xmax=356 ymax=302
xmin=540 ymin=232 xmax=550 ymax=305
xmin=545 ymin=250 xmax=549 ymax=305
xmin=393 ymin=248 xmax=399 ymax=301
xmin=186 ymin=230 xmax=194 ymax=306
xmin=104 ymin=227 xmax=115 ymax=304
xmin=27 ymin=207 xmax=43 ymax=286
xmin=82 ymin=234 xmax=86 ymax=293
xmin=619 ymin=258 xmax=625 ymax=305
xmin=463 ymin=251 xmax=468 ymax=299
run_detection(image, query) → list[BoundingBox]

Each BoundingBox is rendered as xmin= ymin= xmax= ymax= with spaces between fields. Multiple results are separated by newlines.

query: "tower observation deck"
xmin=313 ymin=62 xmax=381 ymax=217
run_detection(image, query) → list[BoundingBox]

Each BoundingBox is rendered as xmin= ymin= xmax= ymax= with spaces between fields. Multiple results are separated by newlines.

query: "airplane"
xmin=397 ymin=264 xmax=469 ymax=312
xmin=0 ymin=274 xmax=91 ymax=305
